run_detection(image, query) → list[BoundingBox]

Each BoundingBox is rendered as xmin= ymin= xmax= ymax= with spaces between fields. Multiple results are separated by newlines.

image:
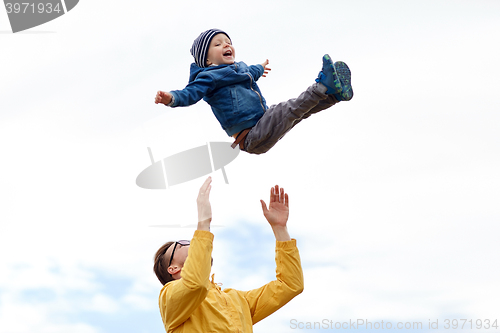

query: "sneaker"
xmin=315 ymin=54 xmax=353 ymax=101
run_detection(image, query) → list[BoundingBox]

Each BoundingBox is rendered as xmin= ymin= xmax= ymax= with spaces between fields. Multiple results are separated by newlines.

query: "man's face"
xmin=164 ymin=241 xmax=214 ymax=279
xmin=168 ymin=243 xmax=190 ymax=269
xmin=206 ymin=33 xmax=235 ymax=66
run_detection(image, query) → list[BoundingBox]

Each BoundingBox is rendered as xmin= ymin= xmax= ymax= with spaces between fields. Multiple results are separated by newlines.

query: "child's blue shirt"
xmin=169 ymin=61 xmax=268 ymax=136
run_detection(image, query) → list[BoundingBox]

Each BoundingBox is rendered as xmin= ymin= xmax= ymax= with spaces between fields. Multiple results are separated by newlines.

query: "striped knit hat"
xmin=190 ymin=29 xmax=231 ymax=68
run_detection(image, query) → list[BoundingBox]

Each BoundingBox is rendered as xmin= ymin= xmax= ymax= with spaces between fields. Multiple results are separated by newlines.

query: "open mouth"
xmin=223 ymin=50 xmax=233 ymax=57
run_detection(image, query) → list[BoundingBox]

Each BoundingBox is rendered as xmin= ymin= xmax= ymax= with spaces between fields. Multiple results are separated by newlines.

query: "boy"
xmin=155 ymin=29 xmax=353 ymax=155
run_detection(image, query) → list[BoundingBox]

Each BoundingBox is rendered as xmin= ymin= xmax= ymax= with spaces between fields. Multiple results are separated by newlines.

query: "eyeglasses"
xmin=167 ymin=240 xmax=190 ymax=270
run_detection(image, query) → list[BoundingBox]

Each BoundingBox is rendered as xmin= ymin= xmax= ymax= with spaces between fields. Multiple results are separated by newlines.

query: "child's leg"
xmin=243 ymin=55 xmax=352 ymax=155
xmin=290 ymin=94 xmax=338 ymax=129
xmin=243 ymin=82 xmax=335 ymax=154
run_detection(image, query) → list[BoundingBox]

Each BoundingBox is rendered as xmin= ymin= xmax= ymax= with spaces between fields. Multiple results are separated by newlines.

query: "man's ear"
xmin=168 ymin=265 xmax=181 ymax=275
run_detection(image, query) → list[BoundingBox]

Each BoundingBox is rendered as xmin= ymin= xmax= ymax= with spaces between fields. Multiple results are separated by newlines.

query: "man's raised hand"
xmin=197 ymin=177 xmax=212 ymax=230
xmin=260 ymin=185 xmax=289 ymax=229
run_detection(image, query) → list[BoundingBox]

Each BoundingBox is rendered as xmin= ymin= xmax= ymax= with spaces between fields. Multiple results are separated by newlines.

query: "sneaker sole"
xmin=333 ymin=61 xmax=353 ymax=101
xmin=322 ymin=54 xmax=343 ymax=94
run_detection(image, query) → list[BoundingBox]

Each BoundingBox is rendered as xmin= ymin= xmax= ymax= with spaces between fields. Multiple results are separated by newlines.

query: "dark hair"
xmin=153 ymin=241 xmax=175 ymax=285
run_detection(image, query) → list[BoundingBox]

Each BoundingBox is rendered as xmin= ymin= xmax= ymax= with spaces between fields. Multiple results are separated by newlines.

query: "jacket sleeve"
xmin=170 ymin=72 xmax=217 ymax=107
xmin=158 ymin=230 xmax=214 ymax=331
xmin=239 ymin=239 xmax=304 ymax=324
xmin=248 ymin=64 xmax=264 ymax=82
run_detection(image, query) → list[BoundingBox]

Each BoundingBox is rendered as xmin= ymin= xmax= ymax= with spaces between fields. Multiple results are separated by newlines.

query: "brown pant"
xmin=242 ymin=83 xmax=338 ymax=154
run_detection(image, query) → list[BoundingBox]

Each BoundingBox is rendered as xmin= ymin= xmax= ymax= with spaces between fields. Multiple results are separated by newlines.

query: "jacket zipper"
xmin=246 ymin=73 xmax=265 ymax=112
xmin=215 ymin=283 xmax=238 ymax=332
xmin=216 ymin=284 xmax=228 ymax=306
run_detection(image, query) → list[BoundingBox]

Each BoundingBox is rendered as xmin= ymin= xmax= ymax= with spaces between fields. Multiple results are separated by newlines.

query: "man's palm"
xmin=266 ymin=202 xmax=289 ymax=227
xmin=260 ymin=185 xmax=289 ymax=228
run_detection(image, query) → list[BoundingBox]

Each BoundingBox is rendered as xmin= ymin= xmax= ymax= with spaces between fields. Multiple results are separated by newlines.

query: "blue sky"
xmin=1 ymin=0 xmax=499 ymax=332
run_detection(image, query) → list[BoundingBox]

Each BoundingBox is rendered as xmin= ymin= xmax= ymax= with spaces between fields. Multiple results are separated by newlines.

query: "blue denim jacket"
xmin=169 ymin=61 xmax=268 ymax=136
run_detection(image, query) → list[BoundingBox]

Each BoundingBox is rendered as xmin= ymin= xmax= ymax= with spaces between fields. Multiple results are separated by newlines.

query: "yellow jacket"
xmin=159 ymin=230 xmax=304 ymax=333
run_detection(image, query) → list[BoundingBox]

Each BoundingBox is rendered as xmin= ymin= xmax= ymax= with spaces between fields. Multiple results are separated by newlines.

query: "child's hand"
xmin=261 ymin=59 xmax=271 ymax=77
xmin=155 ymin=91 xmax=172 ymax=105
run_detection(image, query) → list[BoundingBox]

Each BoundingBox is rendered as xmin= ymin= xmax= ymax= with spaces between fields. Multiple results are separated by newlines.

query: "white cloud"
xmin=0 ymin=291 xmax=100 ymax=333
xmin=86 ymin=294 xmax=120 ymax=314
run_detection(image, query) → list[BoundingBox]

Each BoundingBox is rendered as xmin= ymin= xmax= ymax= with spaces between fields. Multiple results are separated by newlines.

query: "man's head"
xmin=190 ymin=29 xmax=234 ymax=68
xmin=153 ymin=240 xmax=190 ymax=285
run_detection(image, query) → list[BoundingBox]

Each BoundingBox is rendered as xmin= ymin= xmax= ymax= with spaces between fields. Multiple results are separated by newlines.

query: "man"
xmin=153 ymin=177 xmax=304 ymax=332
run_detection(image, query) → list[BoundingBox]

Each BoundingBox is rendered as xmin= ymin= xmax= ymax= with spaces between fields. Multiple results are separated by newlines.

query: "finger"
xmin=260 ymin=199 xmax=268 ymax=214
xmin=200 ymin=176 xmax=212 ymax=193
xmin=285 ymin=193 xmax=289 ymax=207
xmin=205 ymin=177 xmax=212 ymax=190
xmin=269 ymin=187 xmax=274 ymax=203
xmin=280 ymin=187 xmax=284 ymax=203
xmin=274 ymin=185 xmax=279 ymax=202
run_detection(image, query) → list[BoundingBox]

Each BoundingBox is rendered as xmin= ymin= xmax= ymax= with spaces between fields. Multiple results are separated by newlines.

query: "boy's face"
xmin=206 ymin=33 xmax=235 ymax=66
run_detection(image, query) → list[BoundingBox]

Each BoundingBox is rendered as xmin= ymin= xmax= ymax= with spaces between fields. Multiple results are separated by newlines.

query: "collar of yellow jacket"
xmin=211 ymin=273 xmax=223 ymax=291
